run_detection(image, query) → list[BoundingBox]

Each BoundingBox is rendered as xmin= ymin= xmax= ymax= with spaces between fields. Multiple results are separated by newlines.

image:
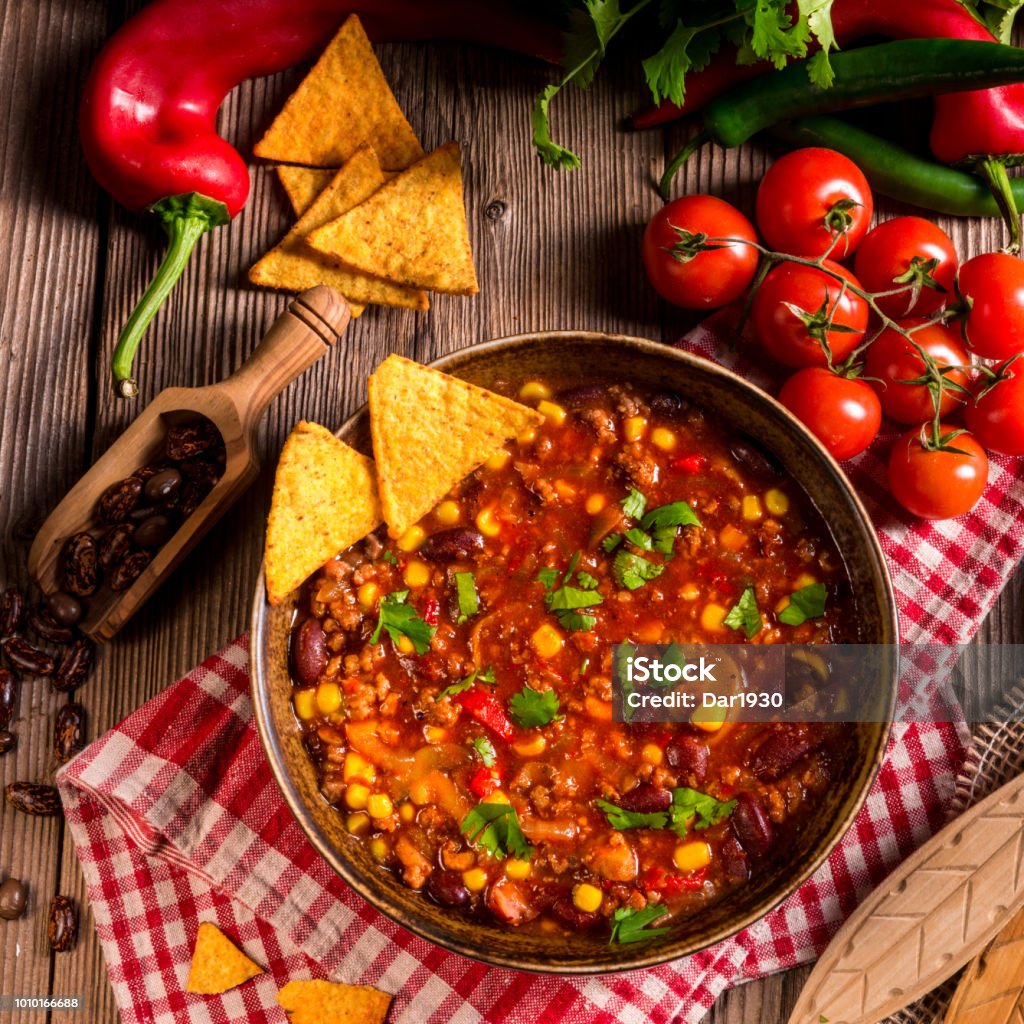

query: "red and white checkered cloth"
xmin=57 ymin=322 xmax=1024 ymax=1024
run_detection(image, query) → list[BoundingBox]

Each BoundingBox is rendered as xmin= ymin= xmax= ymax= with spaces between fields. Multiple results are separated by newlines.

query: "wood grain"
xmin=945 ymin=905 xmax=1024 ymax=1024
xmin=0 ymin=3 xmax=1018 ymax=1022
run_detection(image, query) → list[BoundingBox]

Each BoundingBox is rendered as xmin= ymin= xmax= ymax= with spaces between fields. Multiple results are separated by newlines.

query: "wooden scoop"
xmin=29 ymin=285 xmax=350 ymax=642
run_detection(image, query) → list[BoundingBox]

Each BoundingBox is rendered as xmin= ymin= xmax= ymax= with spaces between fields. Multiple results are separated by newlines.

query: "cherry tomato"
xmin=642 ymin=195 xmax=759 ymax=309
xmin=887 ymin=426 xmax=988 ymax=520
xmin=750 ymin=260 xmax=869 ymax=369
xmin=964 ymin=366 xmax=1024 ymax=455
xmin=755 ymin=148 xmax=873 ymax=260
xmin=779 ymin=368 xmax=881 ymax=460
xmin=957 ymin=252 xmax=1024 ymax=360
xmin=853 ymin=217 xmax=958 ymax=319
xmin=863 ymin=320 xmax=970 ymax=425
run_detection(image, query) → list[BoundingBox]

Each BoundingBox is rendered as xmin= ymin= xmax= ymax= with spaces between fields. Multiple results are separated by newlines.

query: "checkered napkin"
xmin=57 ymin=321 xmax=1024 ymax=1024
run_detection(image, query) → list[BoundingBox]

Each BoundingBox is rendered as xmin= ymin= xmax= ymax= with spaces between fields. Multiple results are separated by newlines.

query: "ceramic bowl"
xmin=250 ymin=331 xmax=898 ymax=974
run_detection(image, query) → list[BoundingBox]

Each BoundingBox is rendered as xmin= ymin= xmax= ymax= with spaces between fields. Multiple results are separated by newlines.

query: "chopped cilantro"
xmin=601 ymin=532 xmax=623 ymax=553
xmin=595 ymin=798 xmax=668 ymax=831
xmin=539 ymin=554 xmax=604 ymax=632
xmin=454 ymin=571 xmax=479 ymax=624
xmin=651 ymin=524 xmax=678 ymax=555
xmin=537 ymin=567 xmax=559 ymax=589
xmin=473 ymin=736 xmax=497 ymax=768
xmin=723 ymin=586 xmax=763 ymax=639
xmin=436 ymin=665 xmax=495 ymax=701
xmin=613 ymin=550 xmax=665 ymax=591
xmin=778 ymin=582 xmax=827 ymax=626
xmin=509 ymin=685 xmax=560 ymax=728
xmin=609 ymin=904 xmax=670 ymax=945
xmin=461 ymin=801 xmax=533 ymax=860
xmin=576 ymin=570 xmax=599 ymax=590
xmin=559 ymin=610 xmax=598 ymax=631
xmin=621 ymin=487 xmax=647 ymax=519
xmin=640 ymin=500 xmax=701 ymax=531
xmin=371 ymin=590 xmax=436 ymax=654
xmin=381 ymin=550 xmax=398 ymax=565
xmin=668 ymin=787 xmax=737 ymax=838
xmin=624 ymin=527 xmax=654 ymax=551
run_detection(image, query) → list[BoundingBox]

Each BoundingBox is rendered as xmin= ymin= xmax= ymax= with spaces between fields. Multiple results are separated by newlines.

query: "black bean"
xmin=665 ymin=733 xmax=710 ymax=784
xmin=143 ymin=467 xmax=182 ymax=504
xmin=420 ymin=528 xmax=485 ymax=563
xmin=649 ymin=391 xmax=690 ymax=418
xmin=47 ymin=591 xmax=83 ymax=627
xmin=615 ymin=783 xmax=672 ymax=814
xmin=425 ymin=870 xmax=471 ymax=908
xmin=731 ymin=792 xmax=774 ymax=858
xmin=729 ymin=437 xmax=782 ymax=479
xmin=134 ymin=514 xmax=172 ymax=549
xmin=291 ymin=619 xmax=326 ymax=688
xmin=0 ymin=588 xmax=25 ymax=638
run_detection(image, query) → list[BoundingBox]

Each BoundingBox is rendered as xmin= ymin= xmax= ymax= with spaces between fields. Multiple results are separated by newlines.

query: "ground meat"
xmin=609 ymin=385 xmax=644 ymax=419
xmin=394 ymin=832 xmax=432 ymax=890
xmin=514 ymin=462 xmax=558 ymax=504
xmin=579 ymin=406 xmax=617 ymax=444
xmin=614 ymin=446 xmax=659 ymax=489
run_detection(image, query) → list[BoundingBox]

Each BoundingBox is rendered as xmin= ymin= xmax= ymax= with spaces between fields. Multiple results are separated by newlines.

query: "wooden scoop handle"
xmin=220 ymin=285 xmax=350 ymax=431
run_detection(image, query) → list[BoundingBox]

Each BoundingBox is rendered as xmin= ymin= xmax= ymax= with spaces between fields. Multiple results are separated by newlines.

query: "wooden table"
xmin=1 ymin=2 xmax=1021 ymax=1021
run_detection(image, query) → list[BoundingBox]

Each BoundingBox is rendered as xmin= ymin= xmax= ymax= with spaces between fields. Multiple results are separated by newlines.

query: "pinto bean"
xmin=665 ymin=732 xmax=709 ymax=784
xmin=291 ymin=619 xmax=327 ymax=687
xmin=748 ymin=726 xmax=823 ymax=782
xmin=420 ymin=529 xmax=484 ymax=563
xmin=731 ymin=792 xmax=774 ymax=858
xmin=615 ymin=783 xmax=671 ymax=814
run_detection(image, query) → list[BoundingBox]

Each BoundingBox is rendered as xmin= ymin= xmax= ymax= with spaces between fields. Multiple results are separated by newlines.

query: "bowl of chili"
xmin=250 ymin=331 xmax=898 ymax=973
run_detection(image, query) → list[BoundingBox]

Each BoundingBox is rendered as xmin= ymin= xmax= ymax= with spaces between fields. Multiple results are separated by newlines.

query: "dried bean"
xmin=54 ymin=703 xmax=85 ymax=764
xmin=47 ymin=591 xmax=83 ymax=627
xmin=134 ymin=514 xmax=172 ymax=548
xmin=165 ymin=420 xmax=219 ymax=460
xmin=0 ymin=879 xmax=27 ymax=920
xmin=2 ymin=637 xmax=54 ymax=676
xmin=0 ymin=668 xmax=16 ymax=729
xmin=127 ymin=502 xmax=162 ymax=523
xmin=143 ymin=467 xmax=182 ymax=504
xmin=5 ymin=782 xmax=61 ymax=816
xmin=0 ymin=732 xmax=14 ymax=755
xmin=420 ymin=528 xmax=485 ymax=563
xmin=178 ymin=458 xmax=220 ymax=489
xmin=61 ymin=533 xmax=99 ymax=597
xmin=292 ymin=619 xmax=327 ymax=687
xmin=53 ymin=639 xmax=94 ymax=693
xmin=177 ymin=480 xmax=208 ymax=518
xmin=665 ymin=733 xmax=710 ymax=784
xmin=96 ymin=476 xmax=143 ymax=523
xmin=0 ymin=588 xmax=25 ymax=637
xmin=48 ymin=895 xmax=77 ymax=952
xmin=730 ymin=792 xmax=774 ymax=858
xmin=615 ymin=783 xmax=672 ymax=814
xmin=26 ymin=605 xmax=73 ymax=645
xmin=425 ymin=870 xmax=471 ymax=908
xmin=98 ymin=523 xmax=135 ymax=572
xmin=109 ymin=550 xmax=152 ymax=591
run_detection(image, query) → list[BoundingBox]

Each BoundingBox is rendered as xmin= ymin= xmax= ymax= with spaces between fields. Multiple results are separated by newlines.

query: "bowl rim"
xmin=250 ymin=329 xmax=898 ymax=974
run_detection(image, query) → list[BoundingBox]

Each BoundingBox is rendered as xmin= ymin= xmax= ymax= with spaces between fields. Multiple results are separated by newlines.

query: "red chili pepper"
xmin=669 ymin=453 xmax=707 ymax=474
xmin=468 ymin=766 xmax=501 ymax=798
xmin=455 ymin=687 xmax=516 ymax=741
xmin=80 ymin=1 xmax=561 ymax=397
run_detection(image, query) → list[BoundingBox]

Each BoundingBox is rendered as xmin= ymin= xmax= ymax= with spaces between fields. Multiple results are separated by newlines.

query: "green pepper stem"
xmin=660 ymin=131 xmax=710 ymax=201
xmin=111 ymin=193 xmax=230 ymax=399
xmin=977 ymin=158 xmax=1022 ymax=256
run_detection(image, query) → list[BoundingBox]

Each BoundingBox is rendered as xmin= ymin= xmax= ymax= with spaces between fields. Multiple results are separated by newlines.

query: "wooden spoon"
xmin=787 ymin=769 xmax=1024 ymax=1024
xmin=944 ymin=904 xmax=1024 ymax=1024
xmin=28 ymin=285 xmax=350 ymax=642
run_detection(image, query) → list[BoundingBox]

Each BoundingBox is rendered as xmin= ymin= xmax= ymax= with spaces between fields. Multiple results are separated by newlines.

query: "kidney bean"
xmin=2 ymin=637 xmax=54 ymax=676
xmin=731 ymin=792 xmax=774 ymax=858
xmin=134 ymin=514 xmax=172 ymax=549
xmin=97 ymin=476 xmax=143 ymax=523
xmin=551 ymin=895 xmax=600 ymax=930
xmin=48 ymin=895 xmax=77 ymax=952
xmin=47 ymin=591 xmax=83 ymax=627
xmin=291 ymin=619 xmax=327 ymax=687
xmin=720 ymin=835 xmax=750 ymax=885
xmin=53 ymin=639 xmax=94 ymax=693
xmin=54 ymin=703 xmax=85 ymax=763
xmin=98 ymin=523 xmax=135 ymax=572
xmin=0 ymin=588 xmax=25 ymax=637
xmin=0 ymin=668 xmax=16 ymax=730
xmin=665 ymin=733 xmax=709 ymax=784
xmin=420 ymin=528 xmax=485 ymax=563
xmin=143 ymin=467 xmax=182 ymax=504
xmin=748 ymin=726 xmax=823 ymax=782
xmin=5 ymin=782 xmax=61 ymax=816
xmin=61 ymin=532 xmax=99 ymax=597
xmin=649 ymin=390 xmax=690 ymax=419
xmin=109 ymin=550 xmax=152 ymax=591
xmin=615 ymin=782 xmax=672 ymax=814
xmin=165 ymin=420 xmax=220 ymax=460
xmin=26 ymin=605 xmax=73 ymax=645
xmin=425 ymin=870 xmax=471 ymax=908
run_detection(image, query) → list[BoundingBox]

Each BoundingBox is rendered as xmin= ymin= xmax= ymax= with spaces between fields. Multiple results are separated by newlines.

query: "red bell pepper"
xmin=455 ymin=687 xmax=516 ymax=741
xmin=669 ymin=453 xmax=707 ymax=474
xmin=468 ymin=766 xmax=502 ymax=798
xmin=80 ymin=0 xmax=561 ymax=397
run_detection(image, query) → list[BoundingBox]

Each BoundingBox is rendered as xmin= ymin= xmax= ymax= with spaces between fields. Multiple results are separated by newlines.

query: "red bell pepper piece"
xmin=468 ymin=766 xmax=501 ymax=798
xmin=421 ymin=597 xmax=440 ymax=626
xmin=455 ymin=687 xmax=516 ymax=741
xmin=641 ymin=866 xmax=708 ymax=895
xmin=669 ymin=453 xmax=707 ymax=474
xmin=80 ymin=1 xmax=561 ymax=397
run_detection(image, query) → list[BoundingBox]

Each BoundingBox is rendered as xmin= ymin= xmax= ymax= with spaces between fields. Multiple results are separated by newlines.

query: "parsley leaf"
xmin=381 ymin=550 xmax=398 ymax=565
xmin=537 ymin=567 xmax=559 ymax=589
xmin=609 ymin=904 xmax=670 ymax=944
xmin=621 ymin=487 xmax=648 ymax=519
xmin=601 ymin=532 xmax=623 ymax=553
xmin=577 ymin=570 xmax=599 ymax=589
xmin=778 ymin=582 xmax=827 ymax=626
xmin=668 ymin=787 xmax=738 ymax=838
xmin=640 ymin=500 xmax=702 ymax=531
xmin=748 ymin=0 xmax=811 ymax=70
xmin=371 ymin=590 xmax=436 ymax=654
xmin=539 ymin=556 xmax=604 ymax=632
xmin=613 ymin=550 xmax=665 ymax=591
xmin=509 ymin=685 xmax=561 ymax=728
xmin=454 ymin=571 xmax=479 ymax=624
xmin=461 ymin=801 xmax=533 ymax=860
xmin=624 ymin=527 xmax=655 ymax=551
xmin=473 ymin=736 xmax=497 ymax=768
xmin=595 ymin=798 xmax=668 ymax=831
xmin=723 ymin=586 xmax=763 ymax=639
xmin=651 ymin=524 xmax=678 ymax=555
xmin=642 ymin=20 xmax=721 ymax=107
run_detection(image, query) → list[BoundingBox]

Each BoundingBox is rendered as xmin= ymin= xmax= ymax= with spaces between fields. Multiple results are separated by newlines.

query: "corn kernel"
xmin=585 ymin=493 xmax=607 ymax=515
xmin=692 ymin=704 xmax=727 ymax=732
xmin=637 ymin=620 xmax=664 ymax=643
xmin=357 ymin=582 xmax=380 ymax=610
xmin=506 ymin=859 xmax=532 ymax=880
xmin=409 ymin=779 xmax=431 ymax=805
xmin=345 ymin=783 xmax=370 ymax=810
xmin=641 ymin=743 xmax=664 ymax=766
xmin=315 ymin=682 xmax=342 ymax=715
xmin=370 ymin=838 xmax=388 ymax=861
xmin=719 ymin=524 xmax=748 ymax=551
xmin=424 ymin=725 xmax=449 ymax=743
xmin=519 ymin=381 xmax=552 ymax=402
xmin=476 ymin=506 xmax=502 ymax=538
xmin=681 ymin=582 xmax=700 ymax=602
xmin=553 ymin=480 xmax=576 ymax=500
xmin=517 ymin=425 xmax=538 ymax=445
xmin=795 ymin=572 xmax=818 ymax=589
xmin=404 ymin=560 xmax=431 ymax=588
xmin=572 ymin=883 xmax=603 ymax=913
xmin=701 ymin=602 xmax=728 ymax=633
xmin=742 ymin=494 xmax=763 ymax=522
xmin=513 ymin=734 xmax=547 ymax=757
xmin=765 ymin=488 xmax=790 ymax=517
xmin=584 ymin=694 xmax=613 ymax=721
xmin=485 ymin=448 xmax=511 ymax=471
xmin=397 ymin=635 xmax=416 ymax=655
xmin=343 ymin=752 xmax=375 ymax=784
xmin=623 ymin=416 xmax=648 ymax=442
xmin=530 ymin=622 xmax=564 ymax=659
xmin=463 ymin=868 xmax=488 ymax=891
xmin=651 ymin=427 xmax=677 ymax=451
xmin=435 ymin=500 xmax=460 ymax=525
xmin=396 ymin=525 xmax=426 ymax=552
xmin=538 ymin=400 xmax=567 ymax=426
xmin=485 ymin=791 xmax=510 ymax=805
xmin=673 ymin=840 xmax=712 ymax=872
xmin=399 ymin=801 xmax=416 ymax=823
xmin=346 ymin=812 xmax=371 ymax=835
xmin=775 ymin=596 xmax=791 ymax=615
xmin=293 ymin=689 xmax=316 ymax=720
xmin=368 ymin=793 xmax=394 ymax=819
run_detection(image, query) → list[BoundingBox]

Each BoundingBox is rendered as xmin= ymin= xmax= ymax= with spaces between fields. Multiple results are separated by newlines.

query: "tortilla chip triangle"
xmin=369 ymin=355 xmax=542 ymax=537
xmin=277 ymin=165 xmax=336 ymax=217
xmin=254 ymin=14 xmax=423 ymax=171
xmin=277 ymin=979 xmax=391 ymax=1024
xmin=185 ymin=922 xmax=264 ymax=994
xmin=265 ymin=422 xmax=382 ymax=605
xmin=307 ymin=143 xmax=479 ymax=295
xmin=251 ymin=147 xmax=428 ymax=312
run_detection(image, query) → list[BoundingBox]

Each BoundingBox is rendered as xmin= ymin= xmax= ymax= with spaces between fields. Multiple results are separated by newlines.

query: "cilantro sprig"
xmin=778 ymin=582 xmax=827 ymax=626
xmin=595 ymin=799 xmax=668 ymax=831
xmin=538 ymin=552 xmax=603 ymax=632
xmin=436 ymin=665 xmax=496 ymax=701
xmin=610 ymin=488 xmax=701 ymax=590
xmin=473 ymin=736 xmax=497 ymax=768
xmin=723 ymin=586 xmax=763 ymax=639
xmin=613 ymin=550 xmax=665 ymax=591
xmin=461 ymin=801 xmax=533 ymax=860
xmin=609 ymin=904 xmax=670 ymax=945
xmin=509 ymin=685 xmax=561 ymax=728
xmin=371 ymin=590 xmax=436 ymax=654
xmin=668 ymin=787 xmax=737 ymax=839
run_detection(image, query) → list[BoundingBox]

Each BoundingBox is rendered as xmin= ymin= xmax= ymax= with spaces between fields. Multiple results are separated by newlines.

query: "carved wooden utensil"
xmin=787 ymin=769 xmax=1024 ymax=1024
xmin=944 ymin=904 xmax=1024 ymax=1024
xmin=29 ymin=285 xmax=350 ymax=642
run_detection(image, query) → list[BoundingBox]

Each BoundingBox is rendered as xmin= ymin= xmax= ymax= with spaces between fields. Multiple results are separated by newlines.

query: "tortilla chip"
xmin=278 ymin=166 xmax=337 ymax=217
xmin=308 ymin=143 xmax=479 ymax=295
xmin=369 ymin=356 xmax=542 ymax=537
xmin=185 ymin=922 xmax=263 ymax=994
xmin=265 ymin=421 xmax=382 ymax=605
xmin=254 ymin=14 xmax=423 ymax=170
xmin=278 ymin=979 xmax=391 ymax=1024
xmin=252 ymin=147 xmax=428 ymax=312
